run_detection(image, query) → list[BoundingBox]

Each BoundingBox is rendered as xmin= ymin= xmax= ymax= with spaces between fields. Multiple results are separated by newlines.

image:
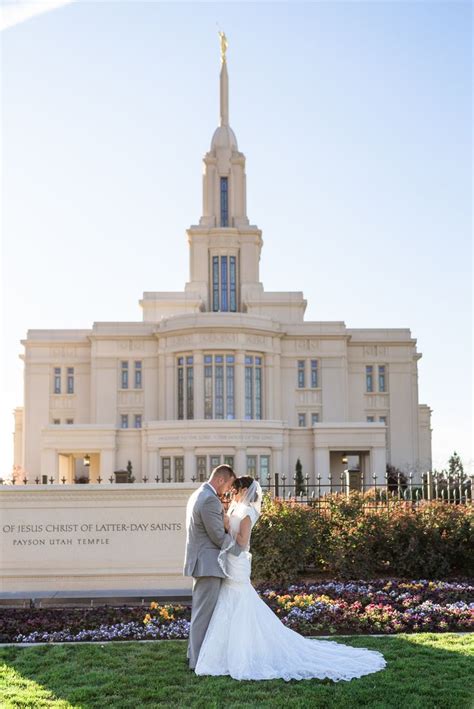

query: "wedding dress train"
xmin=195 ymin=501 xmax=386 ymax=682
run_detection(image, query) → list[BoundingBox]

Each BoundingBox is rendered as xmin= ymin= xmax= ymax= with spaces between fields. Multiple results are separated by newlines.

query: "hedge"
xmin=250 ymin=494 xmax=474 ymax=582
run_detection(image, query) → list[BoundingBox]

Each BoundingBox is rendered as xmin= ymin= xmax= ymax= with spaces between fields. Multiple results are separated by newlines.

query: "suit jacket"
xmin=183 ymin=483 xmax=239 ymax=578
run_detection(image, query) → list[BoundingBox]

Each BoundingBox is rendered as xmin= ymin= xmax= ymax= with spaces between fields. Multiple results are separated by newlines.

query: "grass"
xmin=0 ymin=634 xmax=473 ymax=708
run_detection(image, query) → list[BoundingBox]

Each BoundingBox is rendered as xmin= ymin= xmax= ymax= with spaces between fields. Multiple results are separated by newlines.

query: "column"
xmin=273 ymin=448 xmax=283 ymax=479
xmin=235 ymin=447 xmax=246 ymax=476
xmin=282 ymin=430 xmax=290 ymax=476
xmin=370 ymin=447 xmax=386 ymax=480
xmin=41 ymin=448 xmax=58 ymax=482
xmin=235 ymin=350 xmax=245 ymax=419
xmin=158 ymin=353 xmax=166 ymax=420
xmin=184 ymin=448 xmax=195 ymax=481
xmin=193 ymin=351 xmax=204 ymax=419
xmin=148 ymin=450 xmax=159 ymax=482
xmin=314 ymin=447 xmax=330 ymax=485
xmin=100 ymin=449 xmax=116 ymax=480
xmin=165 ymin=354 xmax=175 ymax=419
xmin=273 ymin=351 xmax=282 ymax=420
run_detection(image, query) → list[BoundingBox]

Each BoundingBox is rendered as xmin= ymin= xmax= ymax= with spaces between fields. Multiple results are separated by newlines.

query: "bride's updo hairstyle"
xmin=232 ymin=476 xmax=257 ymax=500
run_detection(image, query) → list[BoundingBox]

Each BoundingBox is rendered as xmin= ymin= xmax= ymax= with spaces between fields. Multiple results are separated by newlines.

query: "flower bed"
xmin=260 ymin=579 xmax=474 ymax=635
xmin=4 ymin=580 xmax=472 ymax=643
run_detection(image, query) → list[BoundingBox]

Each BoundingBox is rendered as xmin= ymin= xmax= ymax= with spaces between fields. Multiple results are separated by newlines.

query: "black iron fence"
xmin=5 ymin=471 xmax=473 ymax=506
xmin=256 ymin=471 xmax=473 ymax=508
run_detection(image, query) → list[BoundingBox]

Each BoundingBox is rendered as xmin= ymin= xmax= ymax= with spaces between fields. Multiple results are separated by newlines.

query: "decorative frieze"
xmin=117 ymin=391 xmax=144 ymax=407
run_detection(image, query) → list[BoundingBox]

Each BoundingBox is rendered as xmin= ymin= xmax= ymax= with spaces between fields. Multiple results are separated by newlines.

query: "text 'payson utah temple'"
xmin=13 ymin=37 xmax=432 ymax=486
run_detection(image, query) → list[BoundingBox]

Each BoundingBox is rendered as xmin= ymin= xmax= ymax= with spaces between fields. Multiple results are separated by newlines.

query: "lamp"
xmin=341 ymin=454 xmax=348 ymax=465
xmin=83 ymin=454 xmax=91 ymax=467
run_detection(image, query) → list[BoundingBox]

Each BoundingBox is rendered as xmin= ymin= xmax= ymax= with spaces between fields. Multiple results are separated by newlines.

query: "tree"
xmin=448 ymin=451 xmax=464 ymax=479
xmin=386 ymin=464 xmax=407 ymax=492
xmin=294 ymin=458 xmax=305 ymax=496
xmin=126 ymin=460 xmax=135 ymax=483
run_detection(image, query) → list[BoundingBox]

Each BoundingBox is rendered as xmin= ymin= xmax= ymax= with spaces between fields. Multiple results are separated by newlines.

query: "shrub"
xmin=251 ymin=498 xmax=329 ymax=583
xmin=251 ymin=494 xmax=473 ymax=582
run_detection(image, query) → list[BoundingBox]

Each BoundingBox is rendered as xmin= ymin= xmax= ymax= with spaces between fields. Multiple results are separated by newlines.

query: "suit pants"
xmin=187 ymin=575 xmax=222 ymax=669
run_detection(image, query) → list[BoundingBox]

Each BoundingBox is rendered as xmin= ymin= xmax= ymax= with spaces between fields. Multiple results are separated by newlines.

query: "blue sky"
xmin=1 ymin=1 xmax=472 ymax=476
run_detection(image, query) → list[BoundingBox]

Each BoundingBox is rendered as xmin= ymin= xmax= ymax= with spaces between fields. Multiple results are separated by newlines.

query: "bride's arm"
xmin=235 ymin=515 xmax=251 ymax=548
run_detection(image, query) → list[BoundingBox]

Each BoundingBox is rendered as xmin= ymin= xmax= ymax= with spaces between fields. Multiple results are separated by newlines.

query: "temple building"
xmin=13 ymin=43 xmax=432 ymax=486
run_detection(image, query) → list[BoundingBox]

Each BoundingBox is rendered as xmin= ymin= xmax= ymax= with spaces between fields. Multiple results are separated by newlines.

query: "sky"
xmin=1 ymin=1 xmax=472 ymax=477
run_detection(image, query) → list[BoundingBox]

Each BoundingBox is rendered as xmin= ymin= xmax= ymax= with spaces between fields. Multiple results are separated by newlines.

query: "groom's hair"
xmin=209 ymin=464 xmax=236 ymax=481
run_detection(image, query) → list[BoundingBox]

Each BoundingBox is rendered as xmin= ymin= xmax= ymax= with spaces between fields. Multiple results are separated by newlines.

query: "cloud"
xmin=0 ymin=0 xmax=75 ymax=31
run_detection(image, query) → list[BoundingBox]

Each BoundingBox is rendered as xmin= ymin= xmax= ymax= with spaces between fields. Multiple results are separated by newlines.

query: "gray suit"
xmin=183 ymin=483 xmax=237 ymax=668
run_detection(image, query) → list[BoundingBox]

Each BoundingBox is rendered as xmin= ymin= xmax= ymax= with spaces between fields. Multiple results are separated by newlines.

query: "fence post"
xmin=341 ymin=472 xmax=347 ymax=498
xmin=426 ymin=471 xmax=432 ymax=501
xmin=274 ymin=473 xmax=279 ymax=498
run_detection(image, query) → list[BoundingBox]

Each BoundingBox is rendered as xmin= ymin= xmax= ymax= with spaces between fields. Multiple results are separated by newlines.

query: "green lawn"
xmin=1 ymin=634 xmax=473 ymax=709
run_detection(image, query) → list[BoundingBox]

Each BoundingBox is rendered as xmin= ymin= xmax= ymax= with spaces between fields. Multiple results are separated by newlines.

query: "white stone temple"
xmin=13 ymin=43 xmax=432 ymax=487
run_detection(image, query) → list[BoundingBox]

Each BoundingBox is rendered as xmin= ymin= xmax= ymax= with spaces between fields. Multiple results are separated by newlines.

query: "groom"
xmin=183 ymin=464 xmax=240 ymax=669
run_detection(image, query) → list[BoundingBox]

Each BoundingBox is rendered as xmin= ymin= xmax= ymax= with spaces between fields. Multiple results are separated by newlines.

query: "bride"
xmin=195 ymin=476 xmax=386 ymax=682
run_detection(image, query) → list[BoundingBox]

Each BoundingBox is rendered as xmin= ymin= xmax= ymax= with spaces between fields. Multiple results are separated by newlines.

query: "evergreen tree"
xmin=448 ymin=451 xmax=464 ymax=479
xmin=294 ymin=458 xmax=305 ymax=496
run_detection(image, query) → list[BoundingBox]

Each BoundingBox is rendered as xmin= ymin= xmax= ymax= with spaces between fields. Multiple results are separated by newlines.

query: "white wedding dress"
xmin=195 ymin=499 xmax=386 ymax=682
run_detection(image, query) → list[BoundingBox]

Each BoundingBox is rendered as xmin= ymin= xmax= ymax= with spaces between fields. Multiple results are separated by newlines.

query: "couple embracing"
xmin=184 ymin=464 xmax=386 ymax=682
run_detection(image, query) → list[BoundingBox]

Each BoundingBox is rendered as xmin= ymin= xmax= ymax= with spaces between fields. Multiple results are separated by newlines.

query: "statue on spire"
xmin=218 ymin=31 xmax=228 ymax=63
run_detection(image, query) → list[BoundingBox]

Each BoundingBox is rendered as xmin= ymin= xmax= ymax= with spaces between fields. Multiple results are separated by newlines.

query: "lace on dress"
xmin=218 ymin=480 xmax=262 ymax=578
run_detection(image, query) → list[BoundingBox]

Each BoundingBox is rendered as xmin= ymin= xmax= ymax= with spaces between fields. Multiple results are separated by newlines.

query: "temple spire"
xmin=218 ymin=31 xmax=229 ymax=127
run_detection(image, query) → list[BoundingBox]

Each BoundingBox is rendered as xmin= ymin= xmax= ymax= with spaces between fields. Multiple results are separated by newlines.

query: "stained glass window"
xmin=230 ymin=256 xmax=237 ymax=311
xmin=246 ymin=455 xmax=257 ymax=476
xmin=174 ymin=457 xmax=184 ymax=483
xmin=121 ymin=361 xmax=129 ymax=389
xmin=67 ymin=367 xmax=74 ymax=394
xmin=196 ymin=456 xmax=207 ymax=482
xmin=134 ymin=361 xmax=142 ymax=389
xmin=297 ymin=360 xmax=305 ymax=388
xmin=220 ymin=177 xmax=228 ymax=227
xmin=161 ymin=457 xmax=171 ymax=481
xmin=378 ymin=365 xmax=386 ymax=392
xmin=366 ymin=366 xmax=373 ymax=393
xmin=177 ymin=356 xmax=193 ymax=420
xmin=54 ymin=367 xmax=61 ymax=394
xmin=212 ymin=254 xmax=238 ymax=312
xmin=212 ymin=256 xmax=219 ymax=311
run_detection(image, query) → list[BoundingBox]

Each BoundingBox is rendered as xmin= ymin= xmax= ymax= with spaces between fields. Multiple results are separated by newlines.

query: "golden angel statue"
xmin=218 ymin=31 xmax=228 ymax=63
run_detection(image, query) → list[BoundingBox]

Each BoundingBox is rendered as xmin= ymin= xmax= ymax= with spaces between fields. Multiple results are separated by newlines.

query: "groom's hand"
xmin=223 ymin=513 xmax=230 ymax=532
